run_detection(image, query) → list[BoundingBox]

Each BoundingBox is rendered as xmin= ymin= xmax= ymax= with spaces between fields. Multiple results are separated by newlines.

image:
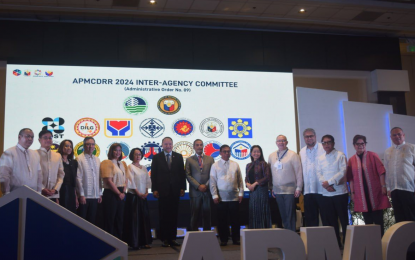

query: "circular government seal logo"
xmin=123 ymin=96 xmax=148 ymax=115
xmin=172 ymin=118 xmax=194 ymax=137
xmin=200 ymin=117 xmax=224 ymax=138
xmin=145 ymin=164 xmax=152 ymax=177
xmin=74 ymin=118 xmax=100 ymax=138
xmin=157 ymin=96 xmax=181 ymax=115
xmin=106 ymin=142 xmax=130 ymax=161
xmin=50 ymin=143 xmax=60 ymax=152
xmin=140 ymin=118 xmax=165 ymax=138
xmin=203 ymin=140 xmax=222 ymax=161
xmin=230 ymin=140 xmax=252 ymax=160
xmin=141 ymin=141 xmax=163 ymax=161
xmin=74 ymin=141 xmax=101 ymax=158
xmin=173 ymin=141 xmax=194 ymax=162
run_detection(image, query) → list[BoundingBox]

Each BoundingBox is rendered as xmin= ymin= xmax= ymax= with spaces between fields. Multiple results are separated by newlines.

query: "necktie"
xmin=198 ymin=155 xmax=203 ymax=171
xmin=166 ymin=154 xmax=171 ymax=170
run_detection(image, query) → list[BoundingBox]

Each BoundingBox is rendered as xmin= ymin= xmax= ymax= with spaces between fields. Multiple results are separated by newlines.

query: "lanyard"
xmin=277 ymin=149 xmax=288 ymax=162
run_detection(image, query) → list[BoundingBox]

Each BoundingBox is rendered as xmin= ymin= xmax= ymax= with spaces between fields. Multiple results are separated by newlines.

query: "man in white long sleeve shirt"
xmin=76 ymin=137 xmax=102 ymax=225
xmin=384 ymin=127 xmax=415 ymax=222
xmin=37 ymin=130 xmax=65 ymax=202
xmin=316 ymin=134 xmax=348 ymax=249
xmin=299 ymin=128 xmax=325 ymax=227
xmin=268 ymin=135 xmax=303 ymax=232
xmin=0 ymin=128 xmax=43 ymax=195
xmin=210 ymin=145 xmax=243 ymax=246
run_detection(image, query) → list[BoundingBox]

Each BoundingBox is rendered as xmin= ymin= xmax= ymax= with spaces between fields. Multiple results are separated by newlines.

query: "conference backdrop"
xmin=5 ymin=64 xmax=297 ymax=192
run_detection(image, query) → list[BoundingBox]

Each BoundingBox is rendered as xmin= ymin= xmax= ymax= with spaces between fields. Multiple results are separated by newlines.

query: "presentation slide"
xmin=5 ymin=64 xmax=296 ymax=192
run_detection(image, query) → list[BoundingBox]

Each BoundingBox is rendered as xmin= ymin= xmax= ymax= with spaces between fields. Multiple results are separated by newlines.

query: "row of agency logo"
xmin=13 ymin=69 xmax=53 ymax=77
xmin=124 ymin=95 xmax=180 ymax=116
xmin=46 ymin=117 xmax=253 ymax=140
xmin=50 ymin=139 xmax=252 ymax=163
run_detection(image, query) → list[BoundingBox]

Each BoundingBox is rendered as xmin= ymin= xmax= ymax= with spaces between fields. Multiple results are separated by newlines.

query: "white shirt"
xmin=268 ymin=149 xmax=303 ymax=194
xmin=128 ymin=164 xmax=151 ymax=194
xmin=210 ymin=159 xmax=244 ymax=201
xmin=384 ymin=142 xmax=415 ymax=193
xmin=76 ymin=153 xmax=102 ymax=198
xmin=37 ymin=148 xmax=65 ymax=199
xmin=0 ymin=144 xmax=43 ymax=194
xmin=316 ymin=149 xmax=348 ymax=197
xmin=299 ymin=143 xmax=325 ymax=195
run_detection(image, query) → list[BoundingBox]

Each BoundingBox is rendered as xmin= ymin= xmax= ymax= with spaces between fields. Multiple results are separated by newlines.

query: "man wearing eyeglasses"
xmin=384 ymin=127 xmax=415 ymax=222
xmin=37 ymin=130 xmax=65 ymax=202
xmin=210 ymin=145 xmax=243 ymax=246
xmin=299 ymin=128 xmax=325 ymax=227
xmin=0 ymin=128 xmax=43 ymax=195
xmin=268 ymin=135 xmax=303 ymax=232
xmin=316 ymin=134 xmax=348 ymax=249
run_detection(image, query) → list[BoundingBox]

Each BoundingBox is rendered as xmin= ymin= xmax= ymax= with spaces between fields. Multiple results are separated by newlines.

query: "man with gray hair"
xmin=384 ymin=127 xmax=415 ymax=222
xmin=299 ymin=128 xmax=325 ymax=227
xmin=0 ymin=128 xmax=43 ymax=194
xmin=268 ymin=135 xmax=303 ymax=232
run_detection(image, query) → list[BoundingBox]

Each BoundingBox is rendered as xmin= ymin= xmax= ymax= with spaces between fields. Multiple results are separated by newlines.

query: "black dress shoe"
xmin=162 ymin=240 xmax=171 ymax=247
xmin=233 ymin=241 xmax=240 ymax=245
xmin=220 ymin=242 xmax=227 ymax=246
xmin=170 ymin=240 xmax=181 ymax=246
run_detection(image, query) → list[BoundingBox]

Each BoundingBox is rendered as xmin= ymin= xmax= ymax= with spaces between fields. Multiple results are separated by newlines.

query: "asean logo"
xmin=42 ymin=117 xmax=65 ymax=138
xmin=123 ymin=96 xmax=148 ymax=115
xmin=45 ymin=71 xmax=53 ymax=77
xmin=203 ymin=140 xmax=222 ymax=161
xmin=140 ymin=118 xmax=165 ymax=138
xmin=230 ymin=140 xmax=252 ymax=160
xmin=200 ymin=117 xmax=224 ymax=138
xmin=24 ymin=70 xmax=31 ymax=76
xmin=173 ymin=141 xmax=194 ymax=163
xmin=13 ymin=69 xmax=21 ymax=76
xmin=228 ymin=118 xmax=253 ymax=138
xmin=106 ymin=142 xmax=130 ymax=161
xmin=157 ymin=96 xmax=181 ymax=115
xmin=74 ymin=141 xmax=101 ymax=158
xmin=74 ymin=118 xmax=100 ymax=138
xmin=104 ymin=119 xmax=132 ymax=138
xmin=141 ymin=141 xmax=163 ymax=162
xmin=34 ymin=69 xmax=41 ymax=76
xmin=172 ymin=118 xmax=194 ymax=137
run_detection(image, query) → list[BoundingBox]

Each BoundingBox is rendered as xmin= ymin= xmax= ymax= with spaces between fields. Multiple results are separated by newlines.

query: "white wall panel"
xmin=296 ymin=87 xmax=348 ymax=154
xmin=343 ymin=101 xmax=392 ymax=160
xmin=389 ymin=114 xmax=415 ymax=145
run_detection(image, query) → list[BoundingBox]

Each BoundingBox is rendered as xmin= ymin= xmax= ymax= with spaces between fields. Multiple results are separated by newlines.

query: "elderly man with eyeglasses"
xmin=316 ymin=134 xmax=348 ymax=249
xmin=268 ymin=135 xmax=303 ymax=232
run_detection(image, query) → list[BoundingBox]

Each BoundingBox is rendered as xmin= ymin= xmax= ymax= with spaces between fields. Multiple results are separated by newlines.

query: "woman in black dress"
xmin=245 ymin=145 xmax=272 ymax=229
xmin=57 ymin=139 xmax=78 ymax=213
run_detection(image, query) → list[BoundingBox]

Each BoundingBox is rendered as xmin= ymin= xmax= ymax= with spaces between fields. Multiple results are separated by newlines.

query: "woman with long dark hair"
xmin=57 ymin=139 xmax=78 ymax=213
xmin=245 ymin=145 xmax=272 ymax=228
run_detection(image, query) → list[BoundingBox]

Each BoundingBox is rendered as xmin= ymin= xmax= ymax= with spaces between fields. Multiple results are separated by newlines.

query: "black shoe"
xmin=220 ymin=242 xmax=227 ymax=246
xmin=233 ymin=241 xmax=240 ymax=245
xmin=170 ymin=240 xmax=181 ymax=246
xmin=162 ymin=240 xmax=171 ymax=247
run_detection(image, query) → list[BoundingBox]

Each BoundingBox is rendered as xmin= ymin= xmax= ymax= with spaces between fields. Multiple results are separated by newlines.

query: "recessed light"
xmin=149 ymin=0 xmax=156 ymax=4
xmin=299 ymin=8 xmax=306 ymax=13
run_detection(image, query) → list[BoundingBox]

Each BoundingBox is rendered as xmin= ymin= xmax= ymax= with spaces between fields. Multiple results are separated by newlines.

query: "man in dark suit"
xmin=151 ymin=137 xmax=186 ymax=247
xmin=185 ymin=139 xmax=215 ymax=231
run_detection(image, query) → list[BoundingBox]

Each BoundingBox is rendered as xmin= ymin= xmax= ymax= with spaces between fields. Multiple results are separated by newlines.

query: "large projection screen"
xmin=5 ymin=64 xmax=296 ymax=192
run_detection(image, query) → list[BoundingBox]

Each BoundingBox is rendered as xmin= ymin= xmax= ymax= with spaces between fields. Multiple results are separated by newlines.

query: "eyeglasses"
xmin=276 ymin=140 xmax=287 ymax=143
xmin=322 ymin=141 xmax=333 ymax=145
xmin=221 ymin=150 xmax=231 ymax=154
xmin=41 ymin=136 xmax=53 ymax=140
xmin=354 ymin=142 xmax=366 ymax=147
xmin=304 ymin=135 xmax=315 ymax=139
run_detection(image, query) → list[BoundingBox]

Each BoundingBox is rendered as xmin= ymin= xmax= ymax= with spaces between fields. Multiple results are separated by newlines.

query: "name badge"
xmin=274 ymin=161 xmax=283 ymax=170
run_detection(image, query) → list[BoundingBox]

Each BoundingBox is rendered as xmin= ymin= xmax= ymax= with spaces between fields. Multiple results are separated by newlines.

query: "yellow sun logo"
xmin=229 ymin=119 xmax=252 ymax=138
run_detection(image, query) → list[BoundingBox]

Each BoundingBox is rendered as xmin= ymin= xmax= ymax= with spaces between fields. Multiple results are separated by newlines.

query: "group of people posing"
xmin=0 ymin=126 xmax=414 ymax=250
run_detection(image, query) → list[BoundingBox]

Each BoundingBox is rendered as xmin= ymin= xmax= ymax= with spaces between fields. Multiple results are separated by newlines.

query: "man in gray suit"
xmin=185 ymin=139 xmax=215 ymax=231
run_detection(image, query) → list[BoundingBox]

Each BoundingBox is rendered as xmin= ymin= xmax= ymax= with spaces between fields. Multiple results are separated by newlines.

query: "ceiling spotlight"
xmin=299 ymin=8 xmax=306 ymax=13
xmin=149 ymin=0 xmax=156 ymax=4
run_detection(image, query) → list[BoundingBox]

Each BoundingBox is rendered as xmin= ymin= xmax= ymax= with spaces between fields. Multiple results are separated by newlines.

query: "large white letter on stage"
xmin=382 ymin=222 xmax=415 ymax=260
xmin=300 ymin=227 xmax=341 ymax=260
xmin=240 ymin=229 xmax=306 ymax=260
xmin=178 ymin=231 xmax=224 ymax=260
xmin=343 ymin=225 xmax=382 ymax=260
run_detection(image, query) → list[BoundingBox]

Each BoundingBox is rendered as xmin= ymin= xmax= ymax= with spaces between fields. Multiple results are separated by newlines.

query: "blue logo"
xmin=42 ymin=117 xmax=65 ymax=138
xmin=230 ymin=140 xmax=252 ymax=160
xmin=104 ymin=119 xmax=132 ymax=138
xmin=141 ymin=141 xmax=163 ymax=161
xmin=172 ymin=118 xmax=194 ymax=137
xmin=203 ymin=140 xmax=222 ymax=161
xmin=228 ymin=118 xmax=252 ymax=138
xmin=140 ymin=118 xmax=165 ymax=138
